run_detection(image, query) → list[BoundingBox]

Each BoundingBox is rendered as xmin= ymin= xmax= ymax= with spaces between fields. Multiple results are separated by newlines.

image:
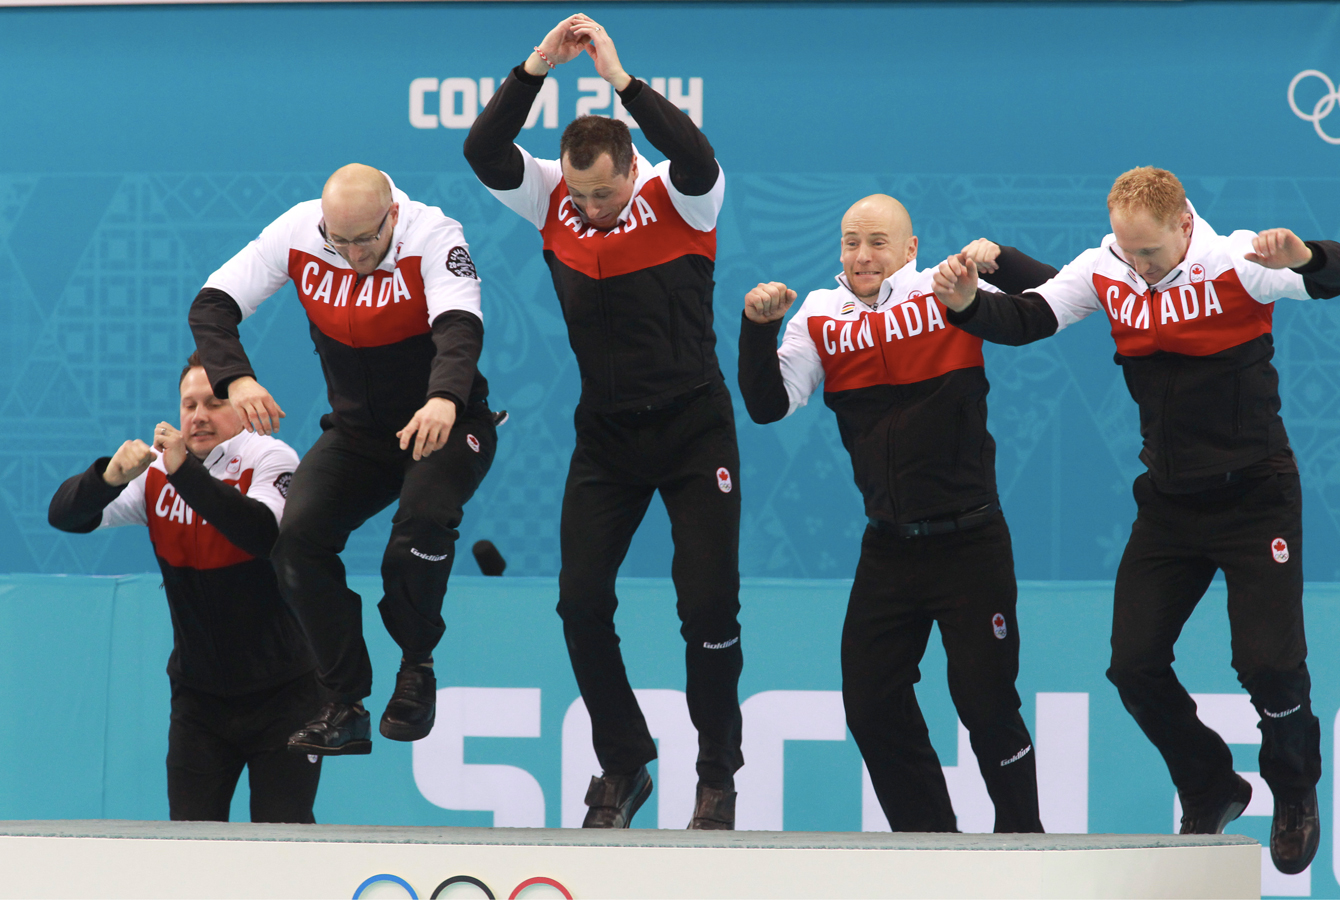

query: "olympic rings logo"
xmin=1288 ymin=69 xmax=1340 ymax=145
xmin=352 ymin=872 xmax=572 ymax=899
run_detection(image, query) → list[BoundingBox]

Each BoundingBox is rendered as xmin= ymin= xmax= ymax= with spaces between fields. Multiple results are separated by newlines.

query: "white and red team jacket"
xmin=48 ymin=429 xmax=313 ymax=696
xmin=190 ymin=175 xmax=489 ymax=436
xmin=465 ymin=69 xmax=726 ymax=412
xmin=740 ymin=254 xmax=1055 ymax=525
xmin=951 ymin=205 xmax=1340 ymax=487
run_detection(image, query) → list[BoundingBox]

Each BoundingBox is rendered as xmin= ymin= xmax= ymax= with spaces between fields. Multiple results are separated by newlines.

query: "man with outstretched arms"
xmin=49 ymin=353 xmax=320 ymax=822
xmin=188 ymin=164 xmax=497 ymax=756
xmin=463 ymin=14 xmax=741 ymax=829
xmin=738 ymin=194 xmax=1056 ymax=833
xmin=934 ymin=167 xmax=1340 ymax=872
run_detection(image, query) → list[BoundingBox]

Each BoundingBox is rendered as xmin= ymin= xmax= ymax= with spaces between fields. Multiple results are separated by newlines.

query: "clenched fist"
xmin=932 ymin=253 xmax=980 ymax=313
xmin=744 ymin=282 xmax=797 ymax=324
xmin=104 ymin=439 xmax=156 ymax=486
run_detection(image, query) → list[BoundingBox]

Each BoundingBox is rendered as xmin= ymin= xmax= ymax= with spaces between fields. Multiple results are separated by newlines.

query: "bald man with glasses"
xmin=189 ymin=164 xmax=499 ymax=756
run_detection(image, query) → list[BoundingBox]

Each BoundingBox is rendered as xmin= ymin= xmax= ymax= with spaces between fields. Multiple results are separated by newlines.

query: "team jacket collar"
xmin=201 ymin=429 xmax=255 ymax=473
xmin=835 ymin=258 xmax=920 ymax=310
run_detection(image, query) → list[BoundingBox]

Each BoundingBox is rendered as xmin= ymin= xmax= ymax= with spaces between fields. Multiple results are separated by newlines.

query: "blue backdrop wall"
xmin=3 ymin=0 xmax=1340 ymax=581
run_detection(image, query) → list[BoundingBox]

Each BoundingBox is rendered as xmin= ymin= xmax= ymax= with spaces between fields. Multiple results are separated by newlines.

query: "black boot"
xmin=582 ymin=766 xmax=652 ymax=828
xmin=687 ymin=784 xmax=736 ymax=830
xmin=380 ymin=659 xmax=436 ymax=742
xmin=1178 ymin=773 xmax=1252 ymax=834
xmin=287 ymin=702 xmax=372 ymax=756
xmin=1270 ymin=788 xmax=1319 ymax=875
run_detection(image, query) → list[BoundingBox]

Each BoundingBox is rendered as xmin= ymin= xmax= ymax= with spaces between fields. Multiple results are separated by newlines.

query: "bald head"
xmin=841 ymin=194 xmax=913 ymax=245
xmin=320 ymin=164 xmax=398 ymax=275
xmin=840 ymin=194 xmax=918 ymax=302
xmin=322 ymin=164 xmax=392 ymax=222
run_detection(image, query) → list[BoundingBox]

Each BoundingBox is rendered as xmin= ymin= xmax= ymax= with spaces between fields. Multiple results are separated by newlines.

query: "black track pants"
xmin=843 ymin=516 xmax=1043 ymax=833
xmin=271 ymin=409 xmax=497 ymax=702
xmin=557 ymin=384 xmax=744 ymax=787
xmin=167 ymin=672 xmax=323 ymax=823
xmin=1108 ymin=472 xmax=1321 ymax=807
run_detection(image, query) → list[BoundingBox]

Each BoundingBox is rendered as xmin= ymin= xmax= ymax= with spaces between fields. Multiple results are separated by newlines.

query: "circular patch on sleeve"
xmin=1272 ymin=537 xmax=1290 ymax=563
xmin=446 ymin=246 xmax=478 ymax=279
xmin=992 ymin=613 xmax=1008 ymax=639
xmin=716 ymin=467 xmax=733 ymax=493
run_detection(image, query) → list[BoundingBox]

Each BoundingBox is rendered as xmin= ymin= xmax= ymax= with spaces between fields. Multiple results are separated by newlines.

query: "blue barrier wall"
xmin=1 ymin=573 xmax=1337 ymax=898
xmin=1 ymin=1 xmax=1339 ymax=582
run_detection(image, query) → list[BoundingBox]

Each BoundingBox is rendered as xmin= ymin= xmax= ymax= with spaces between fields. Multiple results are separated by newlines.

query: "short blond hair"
xmin=1107 ymin=167 xmax=1186 ymax=225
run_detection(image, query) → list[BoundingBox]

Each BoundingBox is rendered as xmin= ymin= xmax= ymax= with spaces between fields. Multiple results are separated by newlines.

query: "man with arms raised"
xmin=739 ymin=194 xmax=1055 ymax=833
xmin=934 ymin=167 xmax=1340 ymax=872
xmin=49 ymin=353 xmax=319 ymax=822
xmin=189 ymin=164 xmax=497 ymax=755
xmin=464 ymin=14 xmax=741 ymax=829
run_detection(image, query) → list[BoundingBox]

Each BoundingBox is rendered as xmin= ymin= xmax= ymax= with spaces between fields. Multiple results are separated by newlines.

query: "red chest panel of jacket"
xmin=288 ymin=250 xmax=429 ymax=348
xmin=144 ymin=468 xmax=255 ymax=570
xmin=541 ymin=177 xmax=716 ymax=280
xmin=1094 ymin=267 xmax=1273 ymax=357
xmin=809 ymin=295 xmax=985 ymax=391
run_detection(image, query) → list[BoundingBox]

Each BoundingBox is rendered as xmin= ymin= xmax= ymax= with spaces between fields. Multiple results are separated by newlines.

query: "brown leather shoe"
xmin=1271 ymin=788 xmax=1319 ymax=875
xmin=687 ymin=783 xmax=736 ymax=830
xmin=380 ymin=660 xmax=436 ymax=742
xmin=287 ymin=702 xmax=372 ymax=756
xmin=1178 ymin=773 xmax=1251 ymax=834
xmin=582 ymin=766 xmax=652 ymax=828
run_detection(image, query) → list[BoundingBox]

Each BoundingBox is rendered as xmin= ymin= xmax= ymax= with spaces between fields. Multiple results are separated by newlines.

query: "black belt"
xmin=870 ymin=502 xmax=1001 ymax=538
xmin=618 ymin=382 xmax=716 ymax=418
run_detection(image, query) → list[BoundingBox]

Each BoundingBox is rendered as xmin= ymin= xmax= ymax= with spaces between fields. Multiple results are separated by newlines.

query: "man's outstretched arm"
xmin=937 ymin=241 xmax=1076 ymax=346
xmin=49 ymin=439 xmax=155 ymax=532
xmin=188 ymin=287 xmax=285 ymax=435
xmin=463 ymin=15 xmax=590 ymax=190
xmin=738 ymin=283 xmax=797 ymax=424
xmin=1242 ymin=230 xmax=1340 ymax=299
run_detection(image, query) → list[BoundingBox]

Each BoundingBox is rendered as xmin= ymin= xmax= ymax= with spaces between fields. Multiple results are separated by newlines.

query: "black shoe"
xmin=1271 ymin=788 xmax=1319 ymax=875
xmin=582 ymin=766 xmax=652 ymax=828
xmin=380 ymin=660 xmax=436 ymax=742
xmin=1178 ymin=773 xmax=1252 ymax=834
xmin=287 ymin=702 xmax=372 ymax=756
xmin=687 ymin=784 xmax=736 ymax=830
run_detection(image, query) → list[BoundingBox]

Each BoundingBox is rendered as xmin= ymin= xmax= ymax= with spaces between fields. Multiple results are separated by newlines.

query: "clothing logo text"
xmin=446 ymin=246 xmax=477 ymax=280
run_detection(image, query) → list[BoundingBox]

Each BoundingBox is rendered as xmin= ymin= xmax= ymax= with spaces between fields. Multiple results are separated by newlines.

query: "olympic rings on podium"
xmin=353 ymin=873 xmax=573 ymax=899
xmin=431 ymin=875 xmax=494 ymax=898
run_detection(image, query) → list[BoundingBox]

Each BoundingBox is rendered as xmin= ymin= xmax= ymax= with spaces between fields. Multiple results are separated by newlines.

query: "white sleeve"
xmin=485 ymin=147 xmax=563 ymax=230
xmin=1226 ymin=230 xmax=1311 ymax=303
xmin=244 ymin=441 xmax=301 ymax=526
xmin=776 ymin=302 xmax=826 ymax=417
xmin=1032 ymin=247 xmax=1106 ymax=332
xmin=98 ymin=469 xmax=149 ymax=529
xmin=656 ymin=160 xmax=725 ymax=233
xmin=419 ymin=217 xmax=484 ymax=326
xmin=203 ymin=203 xmax=308 ymax=319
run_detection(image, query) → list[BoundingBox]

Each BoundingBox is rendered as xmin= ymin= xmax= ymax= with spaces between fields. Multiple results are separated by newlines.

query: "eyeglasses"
xmin=319 ymin=207 xmax=392 ymax=249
